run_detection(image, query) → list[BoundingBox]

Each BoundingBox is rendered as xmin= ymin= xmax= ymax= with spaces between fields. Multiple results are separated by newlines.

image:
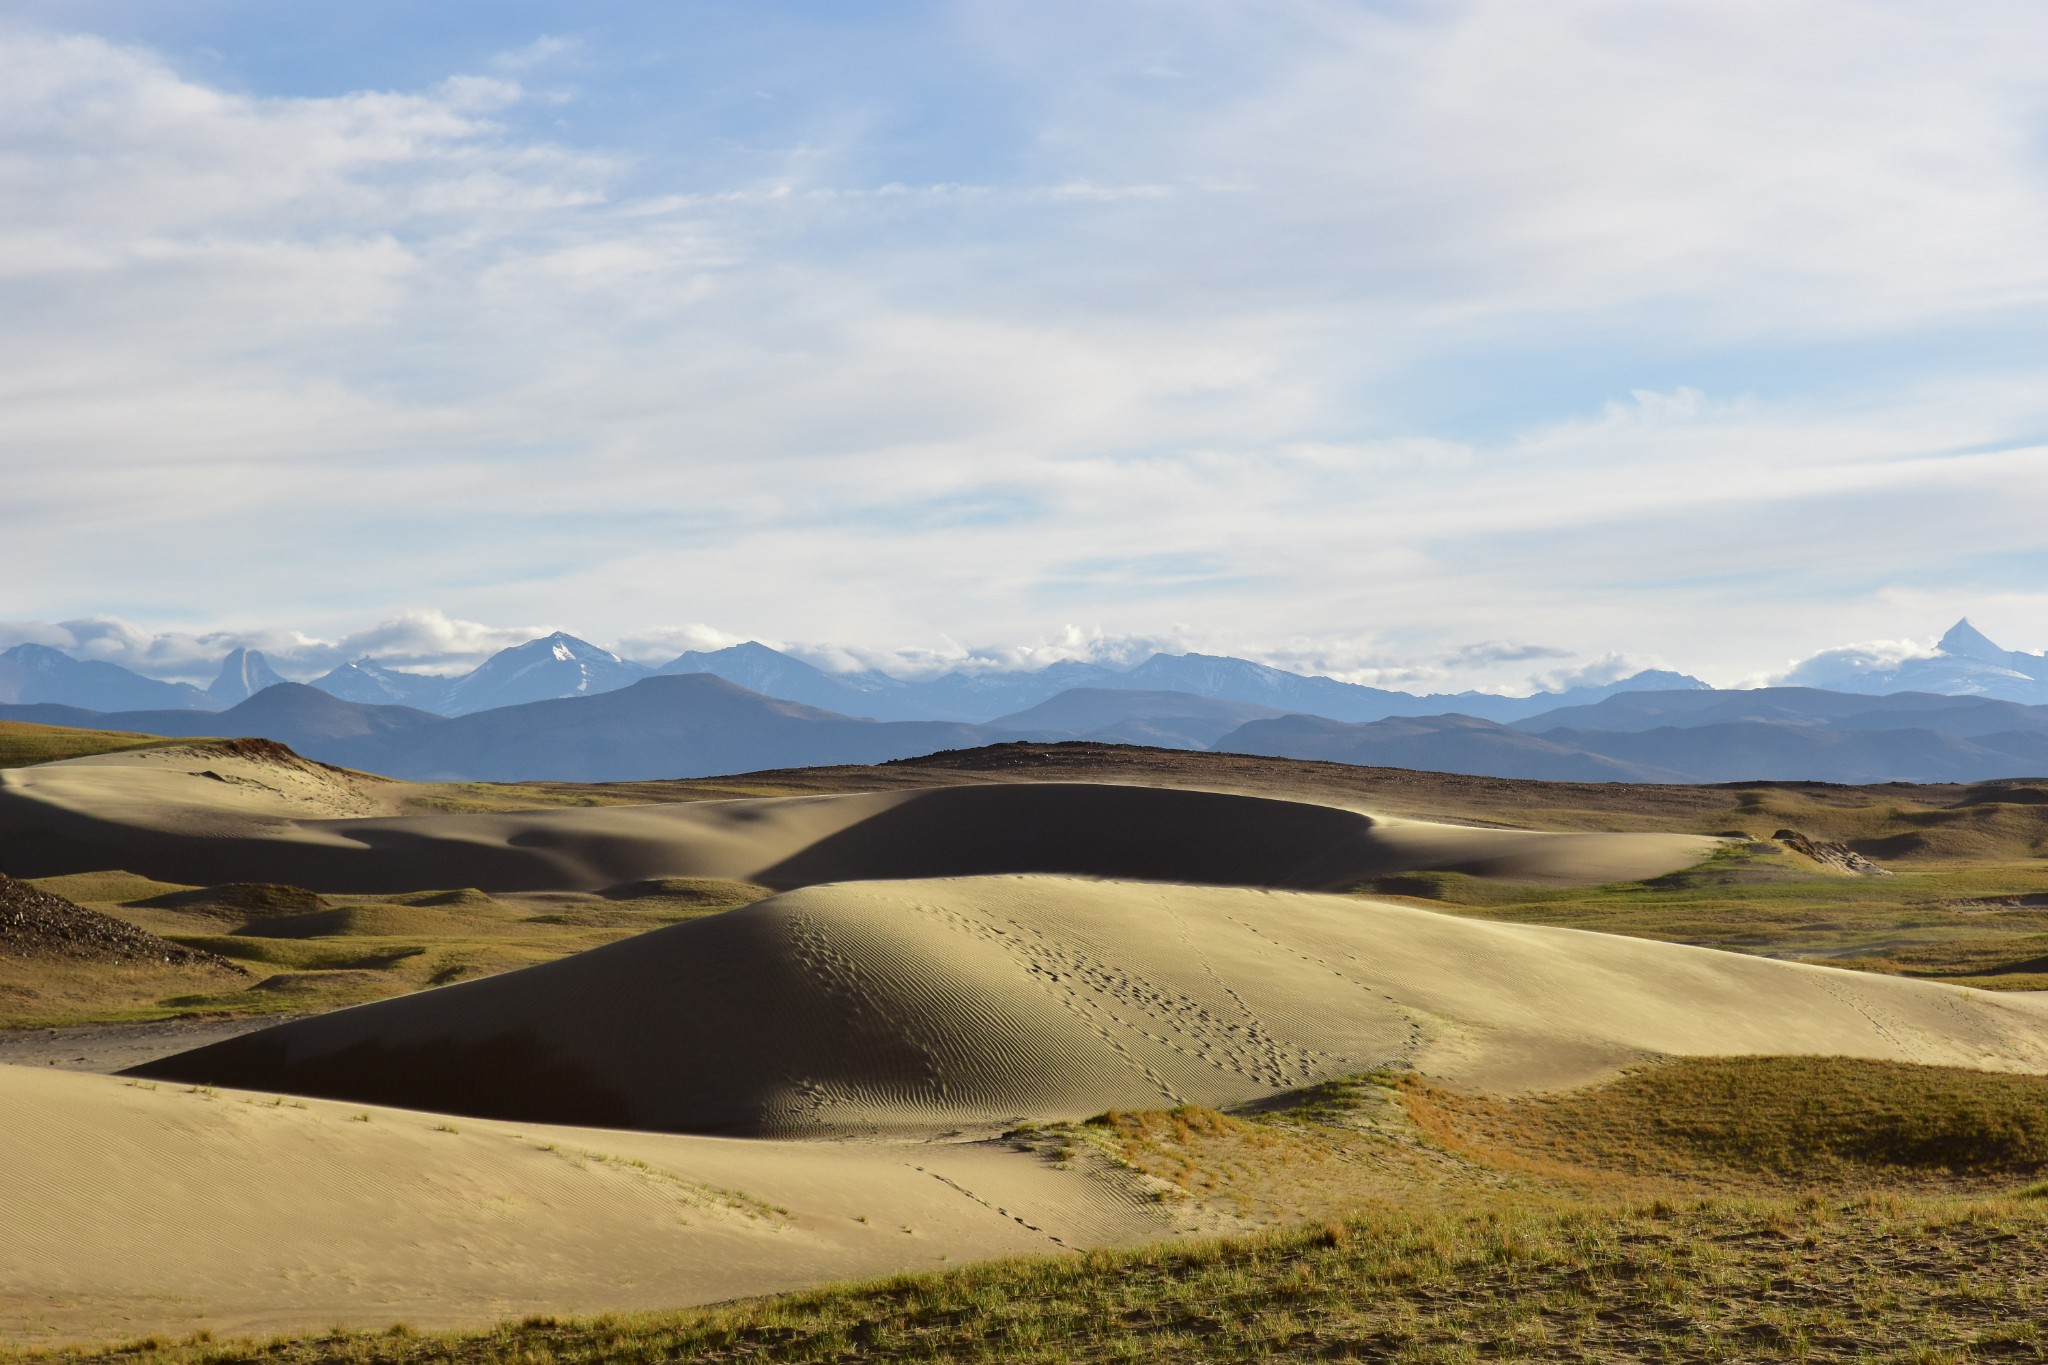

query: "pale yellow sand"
xmin=140 ymin=876 xmax=2048 ymax=1135
xmin=0 ymin=1063 xmax=1159 ymax=1349
xmin=0 ymin=748 xmax=1721 ymax=893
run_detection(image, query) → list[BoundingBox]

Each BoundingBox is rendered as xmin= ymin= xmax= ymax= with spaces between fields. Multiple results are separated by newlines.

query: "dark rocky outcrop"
xmin=0 ymin=873 xmax=247 ymax=970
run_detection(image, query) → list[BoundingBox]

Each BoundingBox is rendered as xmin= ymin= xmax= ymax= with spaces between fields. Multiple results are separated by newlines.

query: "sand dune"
xmin=136 ymin=876 xmax=2048 ymax=1135
xmin=0 ymin=1063 xmax=1156 ymax=1348
xmin=0 ymin=748 xmax=1721 ymax=893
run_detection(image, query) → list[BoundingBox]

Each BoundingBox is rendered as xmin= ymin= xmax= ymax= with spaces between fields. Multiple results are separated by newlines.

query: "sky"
xmin=3 ymin=0 xmax=2048 ymax=689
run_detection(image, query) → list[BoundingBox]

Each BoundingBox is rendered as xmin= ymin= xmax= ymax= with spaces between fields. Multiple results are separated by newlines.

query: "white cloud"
xmin=1 ymin=6 xmax=2046 ymax=688
xmin=610 ymin=623 xmax=751 ymax=665
xmin=1776 ymin=639 xmax=1942 ymax=690
xmin=0 ymin=610 xmax=552 ymax=683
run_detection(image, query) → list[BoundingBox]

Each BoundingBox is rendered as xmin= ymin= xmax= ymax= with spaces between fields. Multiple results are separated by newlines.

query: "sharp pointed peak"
xmin=1938 ymin=617 xmax=2004 ymax=657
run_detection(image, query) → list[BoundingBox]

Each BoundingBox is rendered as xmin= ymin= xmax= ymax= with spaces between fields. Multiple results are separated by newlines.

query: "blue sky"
xmin=3 ymin=1 xmax=2047 ymax=687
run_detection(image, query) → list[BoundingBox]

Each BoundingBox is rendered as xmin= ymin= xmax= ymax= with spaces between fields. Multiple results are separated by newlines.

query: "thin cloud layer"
xmin=2 ymin=3 xmax=2046 ymax=678
xmin=0 ymin=611 xmax=549 ymax=682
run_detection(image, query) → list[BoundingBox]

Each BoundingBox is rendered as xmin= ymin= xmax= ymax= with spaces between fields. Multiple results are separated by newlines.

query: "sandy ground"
xmin=0 ymin=748 xmax=1721 ymax=893
xmin=0 ymin=1063 xmax=1162 ymax=1349
xmin=138 ymin=876 xmax=2048 ymax=1135
xmin=0 ymin=1015 xmax=301 ymax=1073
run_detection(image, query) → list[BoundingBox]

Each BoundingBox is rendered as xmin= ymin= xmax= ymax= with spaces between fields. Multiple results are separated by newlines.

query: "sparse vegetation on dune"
xmin=0 ymin=721 xmax=195 ymax=768
xmin=1389 ymin=840 xmax=2048 ymax=990
xmin=33 ymin=1197 xmax=2048 ymax=1363
xmin=0 ymin=873 xmax=770 ymax=1029
xmin=1405 ymin=1057 xmax=2048 ymax=1192
xmin=40 ymin=1058 xmax=2048 ymax=1362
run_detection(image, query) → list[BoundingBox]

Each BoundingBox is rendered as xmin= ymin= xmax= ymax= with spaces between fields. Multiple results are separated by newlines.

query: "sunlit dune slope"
xmin=0 ymin=1063 xmax=1151 ymax=1348
xmin=133 ymin=876 xmax=2048 ymax=1135
xmin=0 ymin=747 xmax=1719 ymax=893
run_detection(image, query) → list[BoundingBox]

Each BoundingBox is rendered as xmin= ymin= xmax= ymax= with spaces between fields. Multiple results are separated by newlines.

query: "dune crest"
xmin=134 ymin=876 xmax=2048 ymax=1135
xmin=0 ymin=762 xmax=1722 ymax=893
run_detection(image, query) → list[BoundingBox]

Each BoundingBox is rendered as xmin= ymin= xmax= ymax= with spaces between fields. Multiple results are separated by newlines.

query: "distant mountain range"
xmin=13 ymin=617 xmax=2048 ymax=729
xmin=1216 ymin=686 xmax=2048 ymax=785
xmin=0 ymin=677 xmax=1019 ymax=782
xmin=8 ymin=616 xmax=2048 ymax=786
xmin=9 ymin=669 xmax=2048 ymax=786
xmin=0 ymin=630 xmax=1710 ymax=725
xmin=1784 ymin=619 xmax=2048 ymax=704
xmin=0 ymin=644 xmax=213 ymax=711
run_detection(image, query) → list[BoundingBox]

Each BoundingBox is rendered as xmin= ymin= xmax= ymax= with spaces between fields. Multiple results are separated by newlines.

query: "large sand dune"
xmin=0 ymin=1063 xmax=1156 ymax=1348
xmin=0 ymin=748 xmax=1720 ymax=893
xmin=136 ymin=876 xmax=2048 ymax=1134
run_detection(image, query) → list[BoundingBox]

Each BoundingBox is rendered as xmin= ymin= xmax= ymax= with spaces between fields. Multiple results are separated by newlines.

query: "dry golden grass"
xmin=1403 ymin=1057 xmax=2048 ymax=1194
xmin=0 ymin=722 xmax=192 ymax=769
xmin=28 ymin=1196 xmax=2048 ymax=1363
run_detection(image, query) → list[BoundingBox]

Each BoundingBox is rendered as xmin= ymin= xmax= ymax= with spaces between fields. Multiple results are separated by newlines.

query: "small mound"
xmin=141 ymin=882 xmax=329 ymax=918
xmin=247 ymin=969 xmax=399 ymax=996
xmin=26 ymin=870 xmax=194 ymax=904
xmin=1405 ymin=1056 xmax=2048 ymax=1189
xmin=233 ymin=903 xmax=483 ymax=939
xmin=600 ymin=876 xmax=770 ymax=907
xmin=0 ymin=873 xmax=243 ymax=972
xmin=398 ymin=888 xmax=496 ymax=908
xmin=131 ymin=877 xmax=2048 ymax=1136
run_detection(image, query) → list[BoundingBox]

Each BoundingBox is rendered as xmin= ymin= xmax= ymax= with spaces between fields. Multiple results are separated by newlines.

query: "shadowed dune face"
xmin=758 ymin=784 xmax=1399 ymax=889
xmin=131 ymin=876 xmax=2048 ymax=1137
xmin=0 ymin=757 xmax=1723 ymax=894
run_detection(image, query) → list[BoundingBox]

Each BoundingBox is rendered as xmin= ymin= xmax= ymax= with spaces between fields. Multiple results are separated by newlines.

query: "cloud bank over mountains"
xmin=0 ymin=608 xmax=1650 ymax=694
xmin=3 ymin=4 xmax=2048 ymax=678
xmin=0 ymin=609 xmax=2035 ymax=709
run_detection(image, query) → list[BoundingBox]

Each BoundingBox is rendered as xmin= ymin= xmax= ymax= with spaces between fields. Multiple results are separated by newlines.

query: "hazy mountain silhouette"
xmin=1217 ymin=713 xmax=1688 ymax=782
xmin=308 ymin=658 xmax=452 ymax=710
xmin=0 ymin=644 xmax=215 ymax=712
xmin=207 ymin=649 xmax=288 ymax=704
xmin=0 ymin=675 xmax=1017 ymax=781
xmin=989 ymin=688 xmax=1287 ymax=749
xmin=1220 ymin=706 xmax=2048 ymax=784
xmin=433 ymin=633 xmax=651 ymax=716
xmin=1508 ymin=686 xmax=2048 ymax=738
xmin=658 ymin=642 xmax=925 ymax=719
xmin=318 ymin=674 xmax=1016 ymax=781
